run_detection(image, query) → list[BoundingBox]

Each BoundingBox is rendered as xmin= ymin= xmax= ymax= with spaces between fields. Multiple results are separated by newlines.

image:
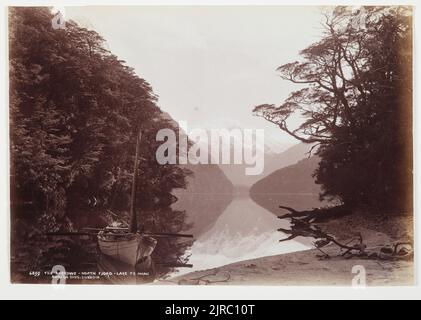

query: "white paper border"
xmin=0 ymin=0 xmax=419 ymax=300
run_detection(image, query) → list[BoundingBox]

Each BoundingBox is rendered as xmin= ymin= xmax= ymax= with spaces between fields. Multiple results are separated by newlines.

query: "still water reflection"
xmin=176 ymin=195 xmax=319 ymax=275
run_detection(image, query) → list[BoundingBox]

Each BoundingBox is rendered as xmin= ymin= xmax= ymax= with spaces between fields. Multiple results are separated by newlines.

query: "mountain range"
xmin=162 ymin=110 xmax=324 ymax=232
xmin=160 ymin=112 xmax=234 ymax=236
xmin=219 ymin=142 xmax=316 ymax=188
xmin=250 ymin=156 xmax=325 ymax=214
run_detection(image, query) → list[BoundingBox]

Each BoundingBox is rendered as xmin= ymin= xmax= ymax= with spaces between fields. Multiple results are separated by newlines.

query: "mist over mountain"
xmin=160 ymin=112 xmax=234 ymax=236
xmin=159 ymin=112 xmax=321 ymax=230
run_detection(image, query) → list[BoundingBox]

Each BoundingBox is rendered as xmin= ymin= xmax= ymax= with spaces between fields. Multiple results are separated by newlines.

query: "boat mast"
xmin=129 ymin=129 xmax=142 ymax=233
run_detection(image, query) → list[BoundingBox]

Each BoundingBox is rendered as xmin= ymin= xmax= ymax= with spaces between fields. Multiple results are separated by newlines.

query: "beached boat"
xmin=97 ymin=130 xmax=157 ymax=266
xmin=97 ymin=232 xmax=141 ymax=266
xmin=98 ymin=231 xmax=158 ymax=266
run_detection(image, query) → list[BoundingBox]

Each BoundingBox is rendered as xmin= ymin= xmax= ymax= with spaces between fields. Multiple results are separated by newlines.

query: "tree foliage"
xmin=10 ymin=7 xmax=192 ymax=274
xmin=254 ymin=6 xmax=412 ymax=211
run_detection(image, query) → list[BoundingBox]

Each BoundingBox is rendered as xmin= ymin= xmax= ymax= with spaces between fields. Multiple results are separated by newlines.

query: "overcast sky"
xmin=64 ymin=6 xmax=324 ymax=152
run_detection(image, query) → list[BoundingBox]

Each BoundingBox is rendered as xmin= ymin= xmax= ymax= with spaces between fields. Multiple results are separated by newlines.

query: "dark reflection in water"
xmin=13 ymin=190 xmax=329 ymax=284
xmin=173 ymin=193 xmax=233 ymax=236
xmin=176 ymin=196 xmax=312 ymax=275
xmin=172 ymin=192 xmax=331 ymax=275
xmin=15 ymin=233 xmax=184 ymax=284
xmin=250 ymin=192 xmax=329 ymax=215
xmin=12 ymin=205 xmax=194 ymax=284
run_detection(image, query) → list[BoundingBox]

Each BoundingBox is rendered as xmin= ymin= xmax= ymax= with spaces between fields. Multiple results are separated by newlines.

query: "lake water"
xmin=176 ymin=196 xmax=314 ymax=275
xmin=46 ymin=192 xmax=321 ymax=283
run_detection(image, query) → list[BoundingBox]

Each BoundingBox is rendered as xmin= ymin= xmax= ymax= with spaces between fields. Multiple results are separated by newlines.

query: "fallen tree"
xmin=278 ymin=205 xmax=350 ymax=223
xmin=277 ymin=206 xmax=413 ymax=261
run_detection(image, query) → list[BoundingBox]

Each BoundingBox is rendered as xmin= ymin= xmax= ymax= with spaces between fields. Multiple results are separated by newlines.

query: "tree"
xmin=10 ymin=7 xmax=192 ymax=276
xmin=254 ymin=6 xmax=412 ymax=211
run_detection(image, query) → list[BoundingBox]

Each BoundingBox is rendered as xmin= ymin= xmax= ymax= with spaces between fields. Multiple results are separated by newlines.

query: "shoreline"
xmin=168 ymin=248 xmax=413 ymax=286
xmin=167 ymin=210 xmax=414 ymax=286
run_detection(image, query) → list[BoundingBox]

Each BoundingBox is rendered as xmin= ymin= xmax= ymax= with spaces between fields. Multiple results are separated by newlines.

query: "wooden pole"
xmin=130 ymin=129 xmax=142 ymax=233
xmin=144 ymin=232 xmax=194 ymax=239
xmin=81 ymin=228 xmax=194 ymax=238
xmin=45 ymin=232 xmax=98 ymax=237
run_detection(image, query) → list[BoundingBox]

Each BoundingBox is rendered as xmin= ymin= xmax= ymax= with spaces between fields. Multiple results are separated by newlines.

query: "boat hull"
xmin=98 ymin=232 xmax=158 ymax=267
xmin=98 ymin=232 xmax=141 ymax=266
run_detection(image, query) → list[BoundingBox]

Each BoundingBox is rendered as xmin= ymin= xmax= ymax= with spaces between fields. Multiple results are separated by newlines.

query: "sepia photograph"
xmin=3 ymin=2 xmax=416 ymax=295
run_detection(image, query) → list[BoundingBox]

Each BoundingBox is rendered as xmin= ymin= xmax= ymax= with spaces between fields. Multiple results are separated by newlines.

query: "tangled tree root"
xmin=277 ymin=206 xmax=413 ymax=261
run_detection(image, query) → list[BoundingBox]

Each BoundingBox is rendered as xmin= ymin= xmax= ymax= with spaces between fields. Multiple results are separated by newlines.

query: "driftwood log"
xmin=278 ymin=205 xmax=350 ymax=223
xmin=277 ymin=216 xmax=366 ymax=256
xmin=277 ymin=205 xmax=413 ymax=260
xmin=277 ymin=205 xmax=366 ymax=257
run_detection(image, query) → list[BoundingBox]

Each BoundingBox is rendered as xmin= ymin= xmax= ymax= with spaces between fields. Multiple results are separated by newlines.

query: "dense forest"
xmin=10 ymin=7 xmax=192 ymax=278
xmin=254 ymin=6 xmax=413 ymax=212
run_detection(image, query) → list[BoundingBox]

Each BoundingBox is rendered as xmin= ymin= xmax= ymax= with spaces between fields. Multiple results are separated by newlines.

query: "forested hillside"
xmin=9 ymin=7 xmax=191 ymax=278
